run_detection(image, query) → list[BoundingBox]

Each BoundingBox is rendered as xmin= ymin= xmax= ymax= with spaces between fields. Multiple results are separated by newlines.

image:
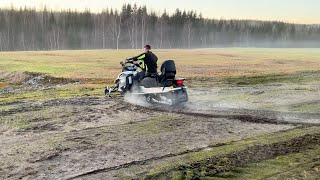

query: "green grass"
xmin=1 ymin=49 xmax=319 ymax=106
xmin=224 ymin=144 xmax=320 ymax=179
xmin=290 ymin=101 xmax=320 ymax=113
xmin=1 ymin=49 xmax=320 ymax=82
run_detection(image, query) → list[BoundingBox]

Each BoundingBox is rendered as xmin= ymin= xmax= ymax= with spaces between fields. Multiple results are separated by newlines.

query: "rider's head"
xmin=143 ymin=45 xmax=151 ymax=53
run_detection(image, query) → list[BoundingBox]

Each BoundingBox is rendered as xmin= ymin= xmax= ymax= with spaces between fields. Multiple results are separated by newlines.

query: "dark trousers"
xmin=136 ymin=71 xmax=146 ymax=81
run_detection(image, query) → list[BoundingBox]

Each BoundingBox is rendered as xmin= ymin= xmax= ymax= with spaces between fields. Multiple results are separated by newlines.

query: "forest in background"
xmin=0 ymin=4 xmax=320 ymax=51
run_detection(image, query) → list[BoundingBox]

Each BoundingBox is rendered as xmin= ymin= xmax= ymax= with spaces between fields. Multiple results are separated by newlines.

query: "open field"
xmin=1 ymin=48 xmax=320 ymax=82
xmin=0 ymin=48 xmax=320 ymax=179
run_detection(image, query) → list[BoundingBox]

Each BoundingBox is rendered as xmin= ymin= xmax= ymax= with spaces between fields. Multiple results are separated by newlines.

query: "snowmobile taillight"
xmin=176 ymin=79 xmax=184 ymax=85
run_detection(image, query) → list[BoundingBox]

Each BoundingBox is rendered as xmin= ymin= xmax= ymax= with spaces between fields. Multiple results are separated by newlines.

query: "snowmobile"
xmin=105 ymin=59 xmax=188 ymax=105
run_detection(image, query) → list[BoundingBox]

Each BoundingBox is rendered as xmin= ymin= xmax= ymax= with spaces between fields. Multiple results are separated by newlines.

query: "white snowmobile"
xmin=105 ymin=59 xmax=188 ymax=105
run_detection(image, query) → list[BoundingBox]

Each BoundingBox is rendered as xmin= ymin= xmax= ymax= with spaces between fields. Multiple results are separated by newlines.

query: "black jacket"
xmin=128 ymin=51 xmax=158 ymax=73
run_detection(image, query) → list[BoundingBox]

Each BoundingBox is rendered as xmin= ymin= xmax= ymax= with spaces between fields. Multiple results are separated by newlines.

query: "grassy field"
xmin=1 ymin=48 xmax=320 ymax=112
xmin=1 ymin=48 xmax=320 ymax=83
xmin=0 ymin=48 xmax=320 ymax=179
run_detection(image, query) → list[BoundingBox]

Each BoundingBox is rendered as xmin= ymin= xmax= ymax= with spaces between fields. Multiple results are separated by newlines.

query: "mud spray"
xmin=124 ymin=93 xmax=149 ymax=107
xmin=124 ymin=85 xmax=320 ymax=125
xmin=184 ymin=87 xmax=320 ymax=125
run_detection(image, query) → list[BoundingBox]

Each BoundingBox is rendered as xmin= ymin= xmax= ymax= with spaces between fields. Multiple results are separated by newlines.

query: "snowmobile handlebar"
xmin=120 ymin=60 xmax=142 ymax=70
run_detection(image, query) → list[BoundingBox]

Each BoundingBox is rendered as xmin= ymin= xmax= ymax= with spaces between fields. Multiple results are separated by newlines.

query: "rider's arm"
xmin=127 ymin=53 xmax=146 ymax=62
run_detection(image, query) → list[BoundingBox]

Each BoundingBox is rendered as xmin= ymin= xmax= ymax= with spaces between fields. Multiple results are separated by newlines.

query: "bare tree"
xmin=0 ymin=5 xmax=320 ymax=51
xmin=154 ymin=11 xmax=168 ymax=48
xmin=141 ymin=6 xmax=147 ymax=47
xmin=0 ymin=32 xmax=2 ymax=51
xmin=110 ymin=10 xmax=122 ymax=50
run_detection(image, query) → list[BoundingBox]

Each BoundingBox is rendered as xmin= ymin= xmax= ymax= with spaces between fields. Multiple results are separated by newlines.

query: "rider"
xmin=127 ymin=45 xmax=158 ymax=80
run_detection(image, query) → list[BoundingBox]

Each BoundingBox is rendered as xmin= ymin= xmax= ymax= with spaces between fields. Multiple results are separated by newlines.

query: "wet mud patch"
xmin=148 ymin=133 xmax=320 ymax=179
xmin=1 ymin=108 xmax=292 ymax=180
xmin=0 ymin=94 xmax=316 ymax=179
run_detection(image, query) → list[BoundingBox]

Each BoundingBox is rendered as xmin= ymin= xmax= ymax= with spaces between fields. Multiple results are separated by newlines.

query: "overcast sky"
xmin=0 ymin=0 xmax=318 ymax=24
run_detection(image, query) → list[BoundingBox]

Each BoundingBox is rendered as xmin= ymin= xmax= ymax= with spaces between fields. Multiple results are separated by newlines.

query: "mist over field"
xmin=0 ymin=4 xmax=320 ymax=51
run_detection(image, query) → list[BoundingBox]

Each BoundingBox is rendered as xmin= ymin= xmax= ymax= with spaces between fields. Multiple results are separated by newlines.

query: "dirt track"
xmin=2 ymin=91 xmax=319 ymax=179
xmin=1 ymin=76 xmax=320 ymax=179
xmin=1 ymin=48 xmax=320 ymax=179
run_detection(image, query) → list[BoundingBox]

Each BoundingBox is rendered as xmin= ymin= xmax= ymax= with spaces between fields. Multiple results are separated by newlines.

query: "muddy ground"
xmin=1 ymin=78 xmax=320 ymax=179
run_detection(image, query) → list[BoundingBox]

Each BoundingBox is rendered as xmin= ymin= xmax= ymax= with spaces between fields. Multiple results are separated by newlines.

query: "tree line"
xmin=0 ymin=4 xmax=320 ymax=51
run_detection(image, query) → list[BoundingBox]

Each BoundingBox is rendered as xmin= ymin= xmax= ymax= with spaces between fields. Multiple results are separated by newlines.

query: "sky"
xmin=0 ymin=0 xmax=318 ymax=24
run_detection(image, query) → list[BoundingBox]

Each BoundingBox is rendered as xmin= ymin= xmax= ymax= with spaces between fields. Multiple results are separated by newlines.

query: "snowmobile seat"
xmin=145 ymin=73 xmax=158 ymax=78
xmin=140 ymin=77 xmax=159 ymax=88
xmin=159 ymin=60 xmax=176 ymax=83
xmin=145 ymin=72 xmax=159 ymax=82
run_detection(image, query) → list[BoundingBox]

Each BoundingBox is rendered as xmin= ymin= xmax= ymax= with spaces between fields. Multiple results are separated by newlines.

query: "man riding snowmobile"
xmin=105 ymin=45 xmax=188 ymax=105
xmin=126 ymin=45 xmax=158 ymax=80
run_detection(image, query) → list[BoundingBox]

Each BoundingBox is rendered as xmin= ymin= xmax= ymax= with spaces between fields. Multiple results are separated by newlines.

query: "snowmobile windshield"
xmin=123 ymin=63 xmax=137 ymax=71
xmin=125 ymin=66 xmax=136 ymax=71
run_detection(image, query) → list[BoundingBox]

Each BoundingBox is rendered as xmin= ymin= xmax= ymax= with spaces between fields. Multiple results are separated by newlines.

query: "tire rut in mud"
xmin=67 ymin=142 xmax=228 ymax=179
xmin=136 ymin=103 xmax=318 ymax=126
xmin=2 ymin=96 xmax=318 ymax=126
xmin=146 ymin=133 xmax=320 ymax=179
xmin=0 ymin=97 xmax=109 ymax=117
xmin=0 ymin=106 xmax=44 ymax=117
